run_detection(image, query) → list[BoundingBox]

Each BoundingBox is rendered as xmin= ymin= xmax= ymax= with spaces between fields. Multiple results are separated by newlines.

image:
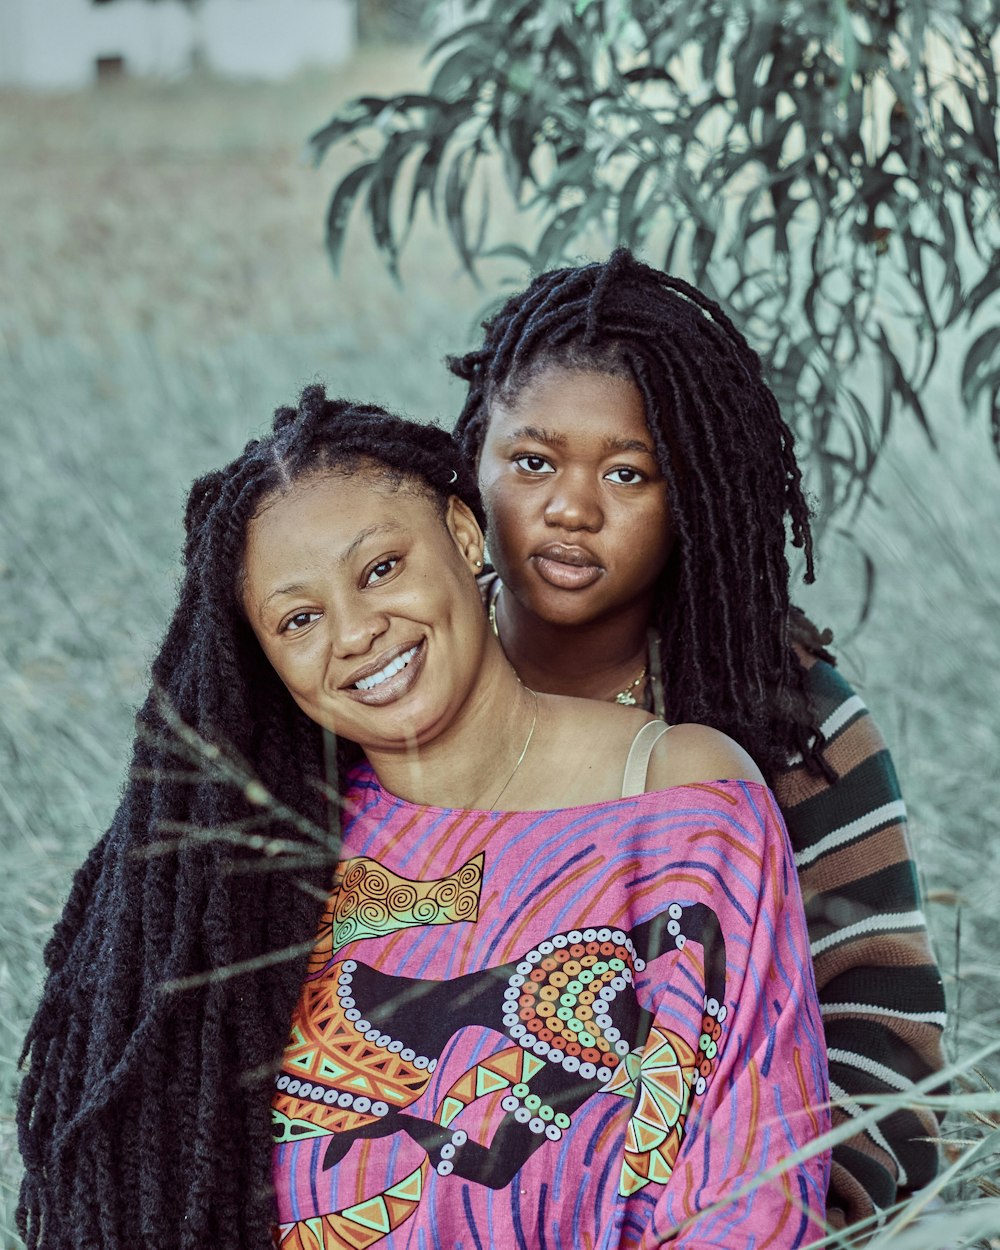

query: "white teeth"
xmin=355 ymin=645 xmax=419 ymax=691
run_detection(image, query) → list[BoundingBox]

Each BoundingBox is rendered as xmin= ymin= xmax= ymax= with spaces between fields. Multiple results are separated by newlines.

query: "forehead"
xmin=244 ymin=471 xmax=439 ymax=570
xmin=488 ymin=368 xmax=651 ymax=446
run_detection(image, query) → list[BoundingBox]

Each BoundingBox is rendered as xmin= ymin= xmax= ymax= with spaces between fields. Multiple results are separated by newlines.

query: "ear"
xmin=445 ymin=496 xmax=485 ymax=573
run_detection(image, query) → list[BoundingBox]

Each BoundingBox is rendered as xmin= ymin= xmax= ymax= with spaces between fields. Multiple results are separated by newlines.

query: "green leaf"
xmin=616 ymin=161 xmax=653 ymax=250
xmin=444 ymin=143 xmax=483 ymax=277
xmin=966 ymin=260 xmax=1000 ymax=319
xmin=308 ymin=104 xmax=375 ymax=165
xmin=367 ymin=130 xmax=427 ymax=277
xmin=425 ymin=19 xmax=505 ymax=64
xmin=961 ymin=326 xmax=1000 ymax=407
xmin=430 ymin=45 xmax=487 ymax=102
xmin=324 ymin=161 xmax=376 ymax=271
xmin=876 ymin=326 xmax=935 ymax=447
xmin=481 ymin=243 xmax=534 ymax=265
xmin=536 ymin=189 xmax=610 ymax=270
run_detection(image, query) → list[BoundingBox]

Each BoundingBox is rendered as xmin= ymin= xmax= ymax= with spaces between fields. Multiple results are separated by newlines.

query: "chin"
xmin=528 ymin=588 xmax=610 ymax=629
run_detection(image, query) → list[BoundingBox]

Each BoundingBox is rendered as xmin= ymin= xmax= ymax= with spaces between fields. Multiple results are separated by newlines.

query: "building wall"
xmin=0 ymin=0 xmax=356 ymax=90
xmin=201 ymin=0 xmax=355 ymax=80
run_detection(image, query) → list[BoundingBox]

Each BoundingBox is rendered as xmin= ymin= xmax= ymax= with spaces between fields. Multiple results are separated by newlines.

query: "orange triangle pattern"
xmin=436 ymin=1046 xmax=526 ymax=1127
xmin=475 ymin=1065 xmax=511 ymax=1098
xmin=480 ymin=1047 xmax=528 ymax=1084
xmin=522 ymin=1053 xmax=545 ymax=1080
xmin=603 ymin=1049 xmax=641 ymax=1099
xmin=276 ymin=970 xmax=433 ymax=1135
xmin=446 ymin=1070 xmax=477 ymax=1105
xmin=439 ymin=1096 xmax=465 ymax=1127
xmin=385 ymin=1166 xmax=424 ymax=1203
xmin=616 ymin=1025 xmax=698 ymax=1198
xmin=275 ymin=1162 xmax=427 ymax=1250
xmin=619 ymin=1159 xmax=649 ymax=1198
xmin=342 ymin=1196 xmax=391 ymax=1234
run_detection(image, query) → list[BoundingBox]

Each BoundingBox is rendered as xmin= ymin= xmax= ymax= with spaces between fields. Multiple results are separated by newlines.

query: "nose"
xmin=329 ymin=596 xmax=390 ymax=660
xmin=543 ymin=469 xmax=604 ymax=533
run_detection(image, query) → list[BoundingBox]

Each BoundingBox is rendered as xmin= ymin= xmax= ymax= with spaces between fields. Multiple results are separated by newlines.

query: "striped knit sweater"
xmin=774 ymin=651 xmax=946 ymax=1227
xmin=479 ymin=574 xmax=946 ymax=1227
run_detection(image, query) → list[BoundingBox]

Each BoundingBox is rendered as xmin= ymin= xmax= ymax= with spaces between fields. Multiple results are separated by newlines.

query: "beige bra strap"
xmin=620 ymin=720 xmax=672 ymax=798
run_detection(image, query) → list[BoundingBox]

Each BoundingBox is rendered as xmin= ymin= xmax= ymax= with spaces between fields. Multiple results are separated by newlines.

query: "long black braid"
xmin=449 ymin=248 xmax=834 ymax=783
xmin=17 ymin=385 xmax=484 ymax=1250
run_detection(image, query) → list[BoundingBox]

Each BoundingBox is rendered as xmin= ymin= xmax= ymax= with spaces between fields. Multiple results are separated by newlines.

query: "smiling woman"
xmin=18 ymin=385 xmax=829 ymax=1250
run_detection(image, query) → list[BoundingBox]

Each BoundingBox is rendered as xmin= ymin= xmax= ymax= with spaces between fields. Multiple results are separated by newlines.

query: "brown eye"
xmin=514 ymin=454 xmax=554 ymax=474
xmin=365 ymin=557 xmax=399 ymax=586
xmin=282 ymin=611 xmax=321 ymax=633
xmin=605 ymin=467 xmax=644 ymax=485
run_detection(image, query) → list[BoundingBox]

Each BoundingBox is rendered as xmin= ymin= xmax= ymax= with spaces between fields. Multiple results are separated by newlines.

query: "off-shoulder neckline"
xmin=350 ymin=763 xmax=770 ymax=819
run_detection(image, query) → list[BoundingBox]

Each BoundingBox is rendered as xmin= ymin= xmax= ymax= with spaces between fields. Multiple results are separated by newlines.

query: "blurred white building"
xmin=0 ymin=0 xmax=357 ymax=90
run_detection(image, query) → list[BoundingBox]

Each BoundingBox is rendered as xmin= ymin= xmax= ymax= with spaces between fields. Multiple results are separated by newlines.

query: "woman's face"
xmin=477 ymin=367 xmax=675 ymax=628
xmin=242 ymin=470 xmax=487 ymax=752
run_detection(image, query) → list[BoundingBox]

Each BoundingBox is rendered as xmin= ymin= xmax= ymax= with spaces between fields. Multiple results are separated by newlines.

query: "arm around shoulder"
xmin=644 ymin=722 xmax=765 ymax=792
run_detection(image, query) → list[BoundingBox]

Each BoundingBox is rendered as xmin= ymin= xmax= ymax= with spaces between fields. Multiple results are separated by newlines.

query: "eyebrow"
xmin=501 ymin=425 xmax=654 ymax=458
xmin=501 ymin=425 xmax=567 ymax=449
xmin=602 ymin=435 xmax=655 ymax=456
xmin=257 ymin=523 xmax=399 ymax=618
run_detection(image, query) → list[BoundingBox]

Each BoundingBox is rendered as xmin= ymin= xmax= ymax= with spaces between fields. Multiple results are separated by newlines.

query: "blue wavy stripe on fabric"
xmin=511 ymin=1172 xmax=533 ymax=1250
xmin=495 ymin=813 xmax=610 ymax=908
xmin=307 ymin=1137 xmax=322 ymax=1222
xmin=480 ymin=844 xmax=599 ymax=962
xmin=286 ymin=1140 xmax=302 ymax=1223
xmin=772 ymin=1083 xmax=808 ymax=1166
xmin=679 ymin=841 xmax=765 ymax=903
xmin=657 ymin=859 xmax=754 ymax=926
xmin=497 ymin=839 xmax=598 ymax=921
xmin=761 ymin=1012 xmax=779 ymax=1077
xmin=714 ymin=1063 xmax=741 ymax=1183
xmin=588 ymin=1125 xmax=618 ymax=1240
xmin=791 ymin=1170 xmax=814 ymax=1248
xmin=571 ymin=1154 xmax=590 ymax=1243
xmin=630 ymin=802 xmax=765 ymax=846
xmin=462 ymin=1183 xmax=485 ymax=1250
xmin=535 ymin=1181 xmax=550 ymax=1248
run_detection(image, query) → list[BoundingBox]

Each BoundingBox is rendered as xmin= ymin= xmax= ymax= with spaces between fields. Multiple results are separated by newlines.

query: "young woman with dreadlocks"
xmin=447 ymin=247 xmax=946 ymax=1231
xmin=19 ymin=384 xmax=829 ymax=1249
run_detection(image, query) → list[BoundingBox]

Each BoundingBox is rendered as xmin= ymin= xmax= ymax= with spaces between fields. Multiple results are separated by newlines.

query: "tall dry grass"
xmin=0 ymin=48 xmax=998 ymax=1247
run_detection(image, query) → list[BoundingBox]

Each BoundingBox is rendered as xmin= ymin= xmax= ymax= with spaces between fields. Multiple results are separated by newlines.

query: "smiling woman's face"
xmin=242 ymin=469 xmax=487 ymax=752
xmin=477 ymin=367 xmax=675 ymax=628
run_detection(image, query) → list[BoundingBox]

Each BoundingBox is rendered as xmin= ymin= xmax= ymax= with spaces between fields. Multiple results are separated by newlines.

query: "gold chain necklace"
xmin=487 ymin=688 xmax=538 ymax=810
xmin=489 ymin=583 xmax=647 ymax=707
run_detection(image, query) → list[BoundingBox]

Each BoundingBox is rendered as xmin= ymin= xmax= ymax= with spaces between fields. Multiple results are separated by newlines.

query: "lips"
xmin=531 ymin=543 xmax=604 ymax=591
xmin=342 ymin=639 xmax=427 ymax=706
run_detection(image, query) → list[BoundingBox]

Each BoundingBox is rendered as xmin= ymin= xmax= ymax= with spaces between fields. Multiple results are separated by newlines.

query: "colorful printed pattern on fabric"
xmin=272 ymin=775 xmax=830 ymax=1250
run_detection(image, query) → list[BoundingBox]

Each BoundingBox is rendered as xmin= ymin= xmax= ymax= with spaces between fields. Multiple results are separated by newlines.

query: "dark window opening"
xmin=95 ymin=56 xmax=126 ymax=80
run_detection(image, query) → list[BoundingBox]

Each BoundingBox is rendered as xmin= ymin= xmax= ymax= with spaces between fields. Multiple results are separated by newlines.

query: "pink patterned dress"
xmin=271 ymin=766 xmax=830 ymax=1249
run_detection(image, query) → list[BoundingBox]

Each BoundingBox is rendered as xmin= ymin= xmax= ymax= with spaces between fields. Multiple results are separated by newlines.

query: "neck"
xmin=362 ymin=640 xmax=537 ymax=810
xmin=493 ymin=583 xmax=652 ymax=703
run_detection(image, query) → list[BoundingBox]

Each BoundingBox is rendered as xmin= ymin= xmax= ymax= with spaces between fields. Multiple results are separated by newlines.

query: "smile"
xmin=354 ymin=644 xmax=421 ymax=691
xmin=343 ymin=639 xmax=428 ymax=708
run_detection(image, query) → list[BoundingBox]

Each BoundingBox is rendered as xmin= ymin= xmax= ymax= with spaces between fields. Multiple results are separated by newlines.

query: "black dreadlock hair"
xmin=449 ymin=248 xmax=834 ymax=784
xmin=17 ymin=385 xmax=484 ymax=1250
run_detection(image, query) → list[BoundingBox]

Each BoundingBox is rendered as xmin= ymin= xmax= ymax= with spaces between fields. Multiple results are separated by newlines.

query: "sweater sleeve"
xmin=772 ymin=654 xmax=947 ymax=1226
xmin=651 ymin=787 xmax=830 ymax=1249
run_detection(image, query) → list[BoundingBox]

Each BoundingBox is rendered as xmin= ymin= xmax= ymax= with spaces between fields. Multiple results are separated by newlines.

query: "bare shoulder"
xmin=645 ymin=722 xmax=765 ymax=791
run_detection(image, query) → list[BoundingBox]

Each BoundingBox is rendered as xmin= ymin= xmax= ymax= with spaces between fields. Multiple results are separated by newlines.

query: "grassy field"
xmin=1 ymin=47 xmax=999 ymax=1246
